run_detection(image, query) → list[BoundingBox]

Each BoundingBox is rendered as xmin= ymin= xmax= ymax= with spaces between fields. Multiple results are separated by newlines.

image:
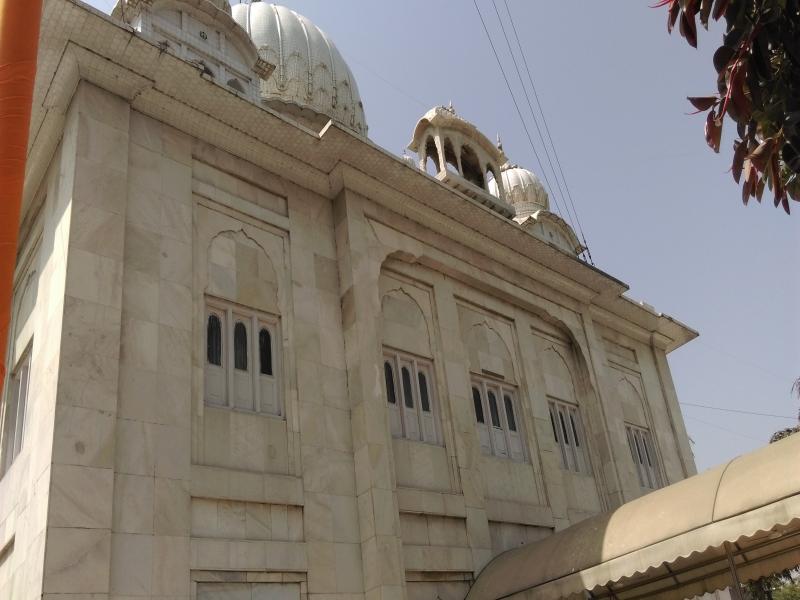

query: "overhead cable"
xmin=472 ymin=0 xmax=568 ymax=222
xmin=501 ymin=0 xmax=595 ymax=264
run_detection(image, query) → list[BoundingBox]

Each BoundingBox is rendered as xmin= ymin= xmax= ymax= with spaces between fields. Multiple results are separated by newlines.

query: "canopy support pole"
xmin=725 ymin=542 xmax=745 ymax=600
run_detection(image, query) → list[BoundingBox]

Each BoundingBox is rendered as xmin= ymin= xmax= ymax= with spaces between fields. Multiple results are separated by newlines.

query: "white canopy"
xmin=467 ymin=434 xmax=800 ymax=600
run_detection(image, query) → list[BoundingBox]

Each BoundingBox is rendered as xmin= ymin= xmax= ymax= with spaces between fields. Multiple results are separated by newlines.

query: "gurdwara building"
xmin=0 ymin=1 xmax=700 ymax=599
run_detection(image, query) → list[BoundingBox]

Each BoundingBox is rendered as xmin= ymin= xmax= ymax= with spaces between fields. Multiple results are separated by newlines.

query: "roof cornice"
xmin=28 ymin=0 xmax=697 ymax=353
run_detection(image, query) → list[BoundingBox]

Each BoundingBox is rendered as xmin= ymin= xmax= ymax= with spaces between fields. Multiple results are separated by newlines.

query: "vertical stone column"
xmin=333 ymin=190 xmax=405 ymax=600
xmin=109 ymin=110 xmax=194 ymax=597
xmin=41 ymin=83 xmax=130 ymax=597
xmin=650 ymin=345 xmax=696 ymax=478
xmin=290 ymin=184 xmax=364 ymax=600
xmin=577 ymin=308 xmax=634 ymax=507
xmin=513 ymin=314 xmax=571 ymax=529
xmin=430 ymin=278 xmax=493 ymax=573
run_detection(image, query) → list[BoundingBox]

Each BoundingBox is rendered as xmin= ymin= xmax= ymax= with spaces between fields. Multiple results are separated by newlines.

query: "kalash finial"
xmin=447 ymin=100 xmax=455 ymax=113
xmin=496 ymin=133 xmax=503 ymax=152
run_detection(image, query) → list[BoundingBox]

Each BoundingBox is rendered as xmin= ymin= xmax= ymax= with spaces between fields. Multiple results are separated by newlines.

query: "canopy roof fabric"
xmin=467 ymin=434 xmax=800 ymax=600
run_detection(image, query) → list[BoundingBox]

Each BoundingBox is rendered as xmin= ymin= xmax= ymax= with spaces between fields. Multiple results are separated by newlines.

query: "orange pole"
xmin=0 ymin=0 xmax=43 ymax=391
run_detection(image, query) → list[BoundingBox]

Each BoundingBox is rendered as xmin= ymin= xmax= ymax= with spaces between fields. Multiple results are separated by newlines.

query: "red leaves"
xmin=657 ymin=0 xmax=797 ymax=214
xmin=711 ymin=0 xmax=730 ymax=21
xmin=688 ymin=96 xmax=719 ymax=111
xmin=705 ymin=111 xmax=722 ymax=152
xmin=732 ymin=140 xmax=748 ymax=183
xmin=699 ymin=0 xmax=713 ymax=29
xmin=679 ymin=6 xmax=698 ymax=47
xmin=668 ymin=0 xmax=680 ymax=33
xmin=747 ymin=137 xmax=777 ymax=172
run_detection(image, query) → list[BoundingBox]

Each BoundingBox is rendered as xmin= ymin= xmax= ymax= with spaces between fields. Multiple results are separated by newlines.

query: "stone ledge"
xmin=191 ymin=464 xmax=304 ymax=507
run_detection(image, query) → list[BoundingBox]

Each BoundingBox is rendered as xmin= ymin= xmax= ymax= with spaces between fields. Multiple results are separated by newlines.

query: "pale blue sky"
xmin=84 ymin=0 xmax=800 ymax=472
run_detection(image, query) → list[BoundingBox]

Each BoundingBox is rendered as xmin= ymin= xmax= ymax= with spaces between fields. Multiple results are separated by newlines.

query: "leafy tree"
xmin=770 ymin=377 xmax=800 ymax=442
xmin=774 ymin=583 xmax=800 ymax=600
xmin=656 ymin=0 xmax=800 ymax=213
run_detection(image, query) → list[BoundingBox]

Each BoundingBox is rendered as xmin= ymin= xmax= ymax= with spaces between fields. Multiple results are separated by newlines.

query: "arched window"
xmin=401 ymin=366 xmax=414 ymax=409
xmin=472 ymin=378 xmax=525 ymax=461
xmin=234 ymin=322 xmax=248 ymax=370
xmin=424 ymin=136 xmax=440 ymax=176
xmin=418 ymin=372 xmax=431 ymax=412
xmin=384 ymin=362 xmax=397 ymax=404
xmin=259 ymin=328 xmax=273 ymax=376
xmin=205 ymin=300 xmax=281 ymax=416
xmin=488 ymin=390 xmax=501 ymax=427
xmin=207 ymin=314 xmax=222 ymax=366
xmin=548 ymin=399 xmax=588 ymax=474
xmin=472 ymin=387 xmax=485 ymax=423
xmin=383 ymin=352 xmax=439 ymax=444
xmin=504 ymin=394 xmax=517 ymax=431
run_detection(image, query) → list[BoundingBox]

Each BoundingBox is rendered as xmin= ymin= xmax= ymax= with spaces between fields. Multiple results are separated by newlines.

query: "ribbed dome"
xmin=232 ymin=3 xmax=367 ymax=136
xmin=489 ymin=164 xmax=549 ymax=219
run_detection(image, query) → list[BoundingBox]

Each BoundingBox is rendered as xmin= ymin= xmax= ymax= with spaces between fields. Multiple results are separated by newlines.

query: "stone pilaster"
xmin=334 ymin=190 xmax=405 ymax=600
xmin=42 ymin=82 xmax=130 ymax=598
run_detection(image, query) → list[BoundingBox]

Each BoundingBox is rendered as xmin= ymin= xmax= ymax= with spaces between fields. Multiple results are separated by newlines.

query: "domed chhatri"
xmin=489 ymin=164 xmax=549 ymax=218
xmin=491 ymin=163 xmax=585 ymax=256
xmin=408 ymin=104 xmax=513 ymax=218
xmin=232 ymin=3 xmax=368 ymax=136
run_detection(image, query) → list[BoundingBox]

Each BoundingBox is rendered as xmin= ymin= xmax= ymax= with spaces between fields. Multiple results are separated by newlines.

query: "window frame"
xmin=1 ymin=265 xmax=37 ymax=478
xmin=382 ymin=348 xmax=441 ymax=445
xmin=625 ymin=423 xmax=662 ymax=490
xmin=471 ymin=375 xmax=527 ymax=462
xmin=547 ymin=398 xmax=590 ymax=475
xmin=204 ymin=297 xmax=282 ymax=417
xmin=0 ymin=345 xmax=32 ymax=476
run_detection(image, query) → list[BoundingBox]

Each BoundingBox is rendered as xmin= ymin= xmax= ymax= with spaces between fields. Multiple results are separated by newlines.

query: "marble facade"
xmin=0 ymin=1 xmax=697 ymax=599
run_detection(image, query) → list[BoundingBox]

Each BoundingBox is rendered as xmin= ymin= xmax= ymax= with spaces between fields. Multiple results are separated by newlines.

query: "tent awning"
xmin=467 ymin=434 xmax=800 ymax=600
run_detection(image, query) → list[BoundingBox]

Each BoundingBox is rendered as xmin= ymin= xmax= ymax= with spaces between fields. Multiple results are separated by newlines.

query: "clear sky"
xmin=84 ymin=0 xmax=800 ymax=472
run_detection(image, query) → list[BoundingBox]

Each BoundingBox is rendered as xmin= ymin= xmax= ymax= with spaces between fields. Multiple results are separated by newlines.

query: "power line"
xmin=680 ymin=401 xmax=797 ymax=421
xmin=472 ymin=0 xmax=568 ymax=222
xmin=489 ymin=0 xmax=582 ymax=252
xmin=684 ymin=415 xmax=767 ymax=444
xmin=502 ymin=0 xmax=594 ymax=265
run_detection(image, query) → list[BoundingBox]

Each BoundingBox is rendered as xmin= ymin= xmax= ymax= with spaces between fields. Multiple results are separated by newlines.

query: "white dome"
xmin=489 ymin=164 xmax=549 ymax=218
xmin=232 ymin=3 xmax=367 ymax=136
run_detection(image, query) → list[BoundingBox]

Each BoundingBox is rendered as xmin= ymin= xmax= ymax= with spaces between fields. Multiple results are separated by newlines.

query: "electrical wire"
xmin=489 ymin=0 xmax=582 ymax=252
xmin=502 ymin=0 xmax=595 ymax=264
xmin=472 ymin=0 xmax=569 ymax=222
xmin=680 ymin=401 xmax=797 ymax=421
xmin=683 ymin=415 xmax=767 ymax=443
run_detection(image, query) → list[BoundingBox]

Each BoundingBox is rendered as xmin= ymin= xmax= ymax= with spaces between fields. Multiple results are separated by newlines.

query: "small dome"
xmin=232 ymin=3 xmax=368 ymax=136
xmin=489 ymin=164 xmax=549 ymax=218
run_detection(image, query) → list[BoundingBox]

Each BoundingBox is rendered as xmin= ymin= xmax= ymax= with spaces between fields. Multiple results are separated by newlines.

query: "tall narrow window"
xmin=259 ymin=328 xmax=272 ymax=375
xmin=626 ymin=424 xmax=661 ymax=490
xmin=472 ymin=387 xmax=485 ymax=423
xmin=504 ymin=395 xmax=517 ymax=431
xmin=1 ymin=350 xmax=31 ymax=475
xmin=204 ymin=300 xmax=281 ymax=416
xmin=234 ymin=322 xmax=248 ymax=370
xmin=418 ymin=372 xmax=431 ymax=412
xmin=401 ymin=367 xmax=414 ymax=409
xmin=549 ymin=399 xmax=588 ymax=474
xmin=472 ymin=377 xmax=526 ymax=462
xmin=488 ymin=391 xmax=501 ymax=427
xmin=384 ymin=362 xmax=397 ymax=405
xmin=207 ymin=314 xmax=222 ymax=366
xmin=383 ymin=351 xmax=439 ymax=444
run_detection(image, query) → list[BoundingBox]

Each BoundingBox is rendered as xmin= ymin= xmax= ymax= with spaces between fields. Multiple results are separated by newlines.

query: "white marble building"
xmin=0 ymin=1 xmax=699 ymax=599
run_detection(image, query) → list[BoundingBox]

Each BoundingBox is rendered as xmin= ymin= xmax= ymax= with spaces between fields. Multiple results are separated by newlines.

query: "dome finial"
xmin=496 ymin=133 xmax=503 ymax=152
